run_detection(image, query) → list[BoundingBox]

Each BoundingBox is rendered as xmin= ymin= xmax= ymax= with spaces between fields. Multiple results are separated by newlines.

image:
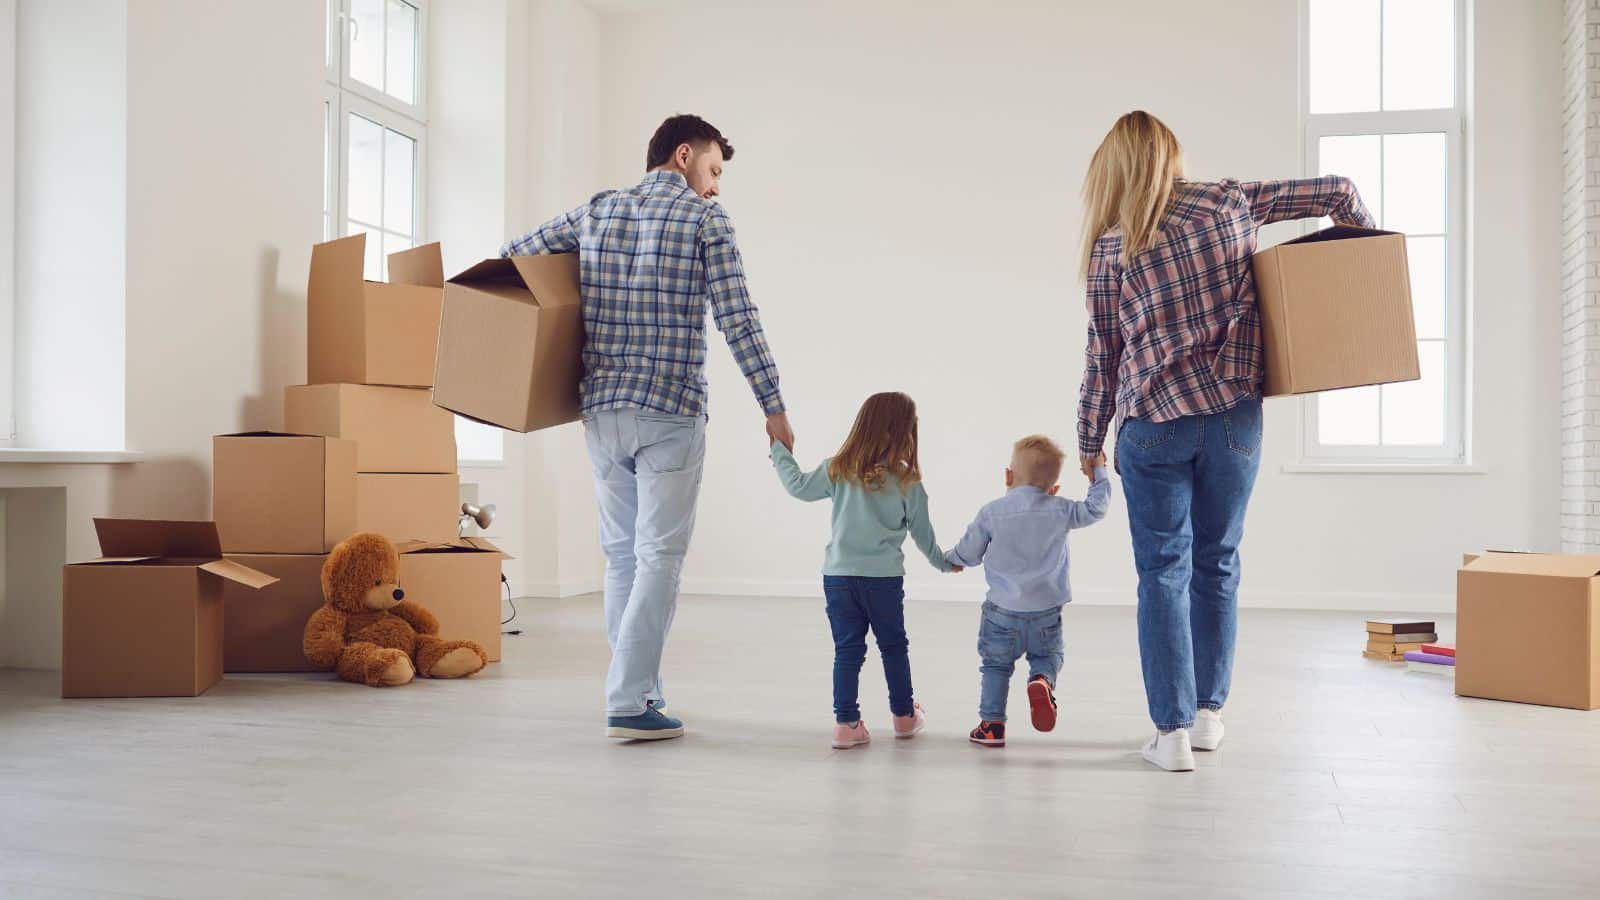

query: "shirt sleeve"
xmin=1076 ymin=237 xmax=1125 ymax=456
xmin=1238 ymin=176 xmax=1377 ymax=228
xmin=906 ymin=484 xmax=955 ymax=573
xmin=501 ymin=203 xmax=587 ymax=257
xmin=770 ymin=442 xmax=832 ymax=502
xmin=703 ymin=207 xmax=785 ymax=417
xmin=944 ymin=507 xmax=992 ymax=569
xmin=1065 ymin=468 xmax=1112 ymax=529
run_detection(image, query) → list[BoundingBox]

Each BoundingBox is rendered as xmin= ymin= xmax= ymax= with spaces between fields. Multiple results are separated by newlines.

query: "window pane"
xmin=322 ymin=101 xmax=332 ymax=215
xmin=326 ymin=0 xmax=336 ymax=70
xmin=382 ymin=231 xmax=412 ymax=263
xmin=1381 ymin=341 xmax=1446 ymax=445
xmin=1383 ymin=132 xmax=1447 ymax=234
xmin=347 ymin=113 xmax=383 ymax=226
xmin=348 ymin=0 xmax=384 ymax=91
xmin=456 ymin=416 xmax=504 ymax=462
xmin=1407 ymin=236 xmax=1446 ymax=340
xmin=383 ymin=128 xmax=415 ymax=234
xmin=1309 ymin=0 xmax=1380 ymax=114
xmin=347 ymin=220 xmax=381 ymax=280
xmin=1318 ymin=134 xmax=1382 ymax=229
xmin=1318 ymin=385 xmax=1380 ymax=446
xmin=386 ymin=0 xmax=418 ymax=105
xmin=1383 ymin=0 xmax=1454 ymax=111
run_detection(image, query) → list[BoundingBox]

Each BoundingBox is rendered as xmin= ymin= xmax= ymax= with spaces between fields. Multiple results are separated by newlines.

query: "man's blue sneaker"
xmin=606 ymin=707 xmax=684 ymax=741
xmin=646 ymin=699 xmax=667 ymax=712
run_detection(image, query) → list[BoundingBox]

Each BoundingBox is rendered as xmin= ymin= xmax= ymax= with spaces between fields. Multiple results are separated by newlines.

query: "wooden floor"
xmin=2 ymin=595 xmax=1598 ymax=899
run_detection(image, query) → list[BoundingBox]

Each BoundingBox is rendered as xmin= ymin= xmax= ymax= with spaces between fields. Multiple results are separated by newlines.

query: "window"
xmin=1301 ymin=0 xmax=1465 ymax=463
xmin=325 ymin=0 xmax=425 ymax=280
xmin=1 ymin=0 xmax=15 ymax=445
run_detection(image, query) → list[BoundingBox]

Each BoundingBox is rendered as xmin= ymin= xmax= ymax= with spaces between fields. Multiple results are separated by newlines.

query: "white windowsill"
xmin=457 ymin=458 xmax=506 ymax=469
xmin=0 ymin=448 xmax=144 ymax=464
xmin=1282 ymin=462 xmax=1484 ymax=475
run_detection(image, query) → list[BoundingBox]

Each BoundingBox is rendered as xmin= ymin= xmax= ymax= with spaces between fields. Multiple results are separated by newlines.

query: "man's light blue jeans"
xmin=583 ymin=407 xmax=707 ymax=718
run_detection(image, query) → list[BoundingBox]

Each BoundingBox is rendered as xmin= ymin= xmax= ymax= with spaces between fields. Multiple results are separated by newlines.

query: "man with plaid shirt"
xmin=502 ymin=114 xmax=793 ymax=741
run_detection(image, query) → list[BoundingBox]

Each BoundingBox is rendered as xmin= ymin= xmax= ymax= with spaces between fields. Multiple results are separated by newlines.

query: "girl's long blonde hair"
xmin=1080 ymin=110 xmax=1186 ymax=278
xmin=828 ymin=392 xmax=921 ymax=494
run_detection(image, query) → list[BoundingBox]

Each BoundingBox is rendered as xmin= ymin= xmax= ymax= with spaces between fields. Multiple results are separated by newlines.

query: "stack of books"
xmin=1405 ymin=642 xmax=1456 ymax=677
xmin=1364 ymin=618 xmax=1438 ymax=661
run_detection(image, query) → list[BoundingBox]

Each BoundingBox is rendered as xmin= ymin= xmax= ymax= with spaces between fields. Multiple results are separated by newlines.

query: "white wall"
xmin=1 ymin=0 xmax=15 ymax=442
xmin=581 ymin=0 xmax=1562 ymax=612
xmin=14 ymin=0 xmax=127 ymax=450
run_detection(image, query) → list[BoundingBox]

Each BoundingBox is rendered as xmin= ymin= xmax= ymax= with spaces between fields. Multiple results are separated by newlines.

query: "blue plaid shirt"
xmin=501 ymin=170 xmax=785 ymax=418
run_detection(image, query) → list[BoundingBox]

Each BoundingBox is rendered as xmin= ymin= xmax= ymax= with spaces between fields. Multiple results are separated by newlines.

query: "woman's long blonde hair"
xmin=1080 ymin=110 xmax=1186 ymax=277
xmin=828 ymin=392 xmax=921 ymax=494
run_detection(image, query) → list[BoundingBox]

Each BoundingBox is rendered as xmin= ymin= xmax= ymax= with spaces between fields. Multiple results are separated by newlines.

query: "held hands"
xmin=766 ymin=411 xmax=796 ymax=452
xmin=1079 ymin=452 xmax=1108 ymax=481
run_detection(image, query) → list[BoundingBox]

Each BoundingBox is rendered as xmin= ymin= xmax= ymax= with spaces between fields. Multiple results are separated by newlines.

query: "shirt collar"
xmin=640 ymin=169 xmax=691 ymax=191
xmin=1008 ymin=485 xmax=1046 ymax=496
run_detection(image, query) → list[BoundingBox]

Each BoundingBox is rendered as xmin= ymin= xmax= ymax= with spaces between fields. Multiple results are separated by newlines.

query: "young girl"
xmin=770 ymin=391 xmax=958 ymax=749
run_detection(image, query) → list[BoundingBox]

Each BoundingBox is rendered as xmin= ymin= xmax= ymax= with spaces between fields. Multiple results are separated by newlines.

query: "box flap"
xmin=74 ymin=555 xmax=160 ymax=566
xmin=395 ymin=536 xmax=511 ymax=558
xmin=510 ymin=254 xmax=581 ymax=308
xmin=388 ymin=242 xmax=444 ymax=288
xmin=1280 ymin=224 xmax=1399 ymax=246
xmin=215 ymin=430 xmax=321 ymax=439
xmin=310 ymin=233 xmax=365 ymax=302
xmin=449 ymin=257 xmax=524 ymax=287
xmin=198 ymin=558 xmax=281 ymax=589
xmin=1461 ymin=551 xmax=1600 ymax=578
xmin=94 ymin=518 xmax=223 ymax=560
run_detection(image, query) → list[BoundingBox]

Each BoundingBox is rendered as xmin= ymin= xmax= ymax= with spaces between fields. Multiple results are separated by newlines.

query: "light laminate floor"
xmin=2 ymin=596 xmax=1598 ymax=899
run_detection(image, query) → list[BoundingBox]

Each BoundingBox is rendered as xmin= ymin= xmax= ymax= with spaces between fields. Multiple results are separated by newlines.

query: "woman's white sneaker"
xmin=1191 ymin=708 xmax=1224 ymax=751
xmin=1142 ymin=729 xmax=1195 ymax=771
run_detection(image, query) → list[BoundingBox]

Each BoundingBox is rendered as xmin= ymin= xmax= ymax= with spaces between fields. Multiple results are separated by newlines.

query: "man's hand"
xmin=766 ymin=411 xmax=795 ymax=452
xmin=1080 ymin=453 xmax=1106 ymax=481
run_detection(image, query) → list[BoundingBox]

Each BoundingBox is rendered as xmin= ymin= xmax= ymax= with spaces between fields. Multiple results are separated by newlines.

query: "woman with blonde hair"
xmin=1076 ymin=111 xmax=1374 ymax=771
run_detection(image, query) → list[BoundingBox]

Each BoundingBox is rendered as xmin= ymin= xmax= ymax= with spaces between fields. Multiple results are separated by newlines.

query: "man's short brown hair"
xmin=646 ymin=114 xmax=734 ymax=170
xmin=1012 ymin=435 xmax=1067 ymax=489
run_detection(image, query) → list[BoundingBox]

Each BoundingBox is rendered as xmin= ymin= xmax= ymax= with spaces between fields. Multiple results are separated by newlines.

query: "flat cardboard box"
xmin=1456 ymin=551 xmax=1600 ymax=710
xmin=62 ymin=519 xmax=277 ymax=698
xmin=432 ymin=253 xmax=584 ymax=433
xmin=308 ymin=234 xmax=445 ymax=387
xmin=284 ymin=383 xmax=456 ymax=474
xmin=222 ymin=554 xmax=328 ymax=673
xmin=397 ymin=538 xmax=510 ymax=662
xmin=356 ymin=473 xmax=460 ymax=544
xmin=1253 ymin=225 xmax=1421 ymax=397
xmin=213 ymin=433 xmax=357 ymax=553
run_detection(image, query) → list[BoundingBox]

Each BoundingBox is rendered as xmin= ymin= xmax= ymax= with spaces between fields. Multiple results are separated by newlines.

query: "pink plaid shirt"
xmin=1076 ymin=177 xmax=1376 ymax=455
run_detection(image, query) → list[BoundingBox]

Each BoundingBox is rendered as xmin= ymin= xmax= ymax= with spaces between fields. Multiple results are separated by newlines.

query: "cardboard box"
xmin=213 ymin=433 xmax=357 ymax=553
xmin=284 ymin=383 xmax=456 ymax=474
xmin=62 ymin=519 xmax=277 ymax=698
xmin=397 ymin=538 xmax=510 ymax=662
xmin=356 ymin=473 xmax=460 ymax=543
xmin=1252 ymin=225 xmax=1421 ymax=397
xmin=432 ymin=254 xmax=584 ymax=433
xmin=308 ymin=234 xmax=445 ymax=388
xmin=222 ymin=553 xmax=328 ymax=673
xmin=1456 ymin=552 xmax=1600 ymax=710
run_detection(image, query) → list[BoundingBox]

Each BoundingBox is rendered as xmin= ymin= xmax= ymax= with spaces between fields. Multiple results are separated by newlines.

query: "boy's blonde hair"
xmin=1012 ymin=435 xmax=1066 ymax=489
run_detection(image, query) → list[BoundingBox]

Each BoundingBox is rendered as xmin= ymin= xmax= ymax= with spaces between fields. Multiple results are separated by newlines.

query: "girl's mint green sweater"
xmin=771 ymin=441 xmax=954 ymax=577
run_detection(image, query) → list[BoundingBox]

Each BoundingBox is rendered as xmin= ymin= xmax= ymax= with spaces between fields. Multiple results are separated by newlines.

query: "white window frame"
xmin=1298 ymin=0 xmax=1469 ymax=465
xmin=1 ymin=0 xmax=16 ymax=445
xmin=326 ymin=0 xmax=428 ymax=278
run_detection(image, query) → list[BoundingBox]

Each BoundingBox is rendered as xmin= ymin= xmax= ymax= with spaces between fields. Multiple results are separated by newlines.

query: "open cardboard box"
xmin=397 ymin=537 xmax=511 ymax=661
xmin=432 ymin=253 xmax=583 ymax=433
xmin=1253 ymin=225 xmax=1420 ymax=397
xmin=308 ymin=234 xmax=445 ymax=388
xmin=63 ymin=519 xmax=278 ymax=698
xmin=1457 ymin=551 xmax=1600 ymax=710
xmin=213 ymin=432 xmax=356 ymax=554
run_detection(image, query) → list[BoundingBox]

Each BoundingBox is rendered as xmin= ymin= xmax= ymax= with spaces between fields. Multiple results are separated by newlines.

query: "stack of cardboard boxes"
xmin=210 ymin=234 xmax=509 ymax=674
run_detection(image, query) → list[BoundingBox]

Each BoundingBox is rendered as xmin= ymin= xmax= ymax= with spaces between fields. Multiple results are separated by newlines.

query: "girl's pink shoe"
xmin=831 ymin=720 xmax=871 ymax=749
xmin=893 ymin=701 xmax=926 ymax=739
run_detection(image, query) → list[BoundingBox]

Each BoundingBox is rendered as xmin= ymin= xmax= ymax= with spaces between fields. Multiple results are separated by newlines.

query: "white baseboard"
xmin=517 ymin=578 xmax=603 ymax=599
xmin=676 ymin=578 xmax=1454 ymax=614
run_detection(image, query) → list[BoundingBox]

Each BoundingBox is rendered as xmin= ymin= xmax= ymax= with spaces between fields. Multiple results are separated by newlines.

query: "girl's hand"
xmin=949 ymin=566 xmax=964 ymax=574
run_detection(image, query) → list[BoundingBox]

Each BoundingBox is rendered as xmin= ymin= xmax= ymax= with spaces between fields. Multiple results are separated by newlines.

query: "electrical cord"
xmin=501 ymin=573 xmax=521 ymax=635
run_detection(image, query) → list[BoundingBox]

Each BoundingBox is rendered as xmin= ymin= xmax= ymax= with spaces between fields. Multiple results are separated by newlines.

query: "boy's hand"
xmin=1079 ymin=453 xmax=1103 ymax=481
xmin=949 ymin=566 xmax=964 ymax=574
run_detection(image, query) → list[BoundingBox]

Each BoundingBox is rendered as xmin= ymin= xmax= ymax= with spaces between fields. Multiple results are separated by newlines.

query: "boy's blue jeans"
xmin=822 ymin=575 xmax=913 ymax=724
xmin=977 ymin=601 xmax=1064 ymax=722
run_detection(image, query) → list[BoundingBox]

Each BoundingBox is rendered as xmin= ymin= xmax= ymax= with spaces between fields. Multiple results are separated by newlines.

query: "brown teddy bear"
xmin=303 ymin=531 xmax=488 ymax=686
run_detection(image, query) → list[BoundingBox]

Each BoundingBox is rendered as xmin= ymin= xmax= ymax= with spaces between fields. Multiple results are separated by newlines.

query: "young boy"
xmin=946 ymin=435 xmax=1111 ymax=747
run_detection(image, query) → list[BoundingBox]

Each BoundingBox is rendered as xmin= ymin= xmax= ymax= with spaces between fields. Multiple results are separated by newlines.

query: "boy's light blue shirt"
xmin=770 ymin=442 xmax=954 ymax=577
xmin=946 ymin=469 xmax=1111 ymax=612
